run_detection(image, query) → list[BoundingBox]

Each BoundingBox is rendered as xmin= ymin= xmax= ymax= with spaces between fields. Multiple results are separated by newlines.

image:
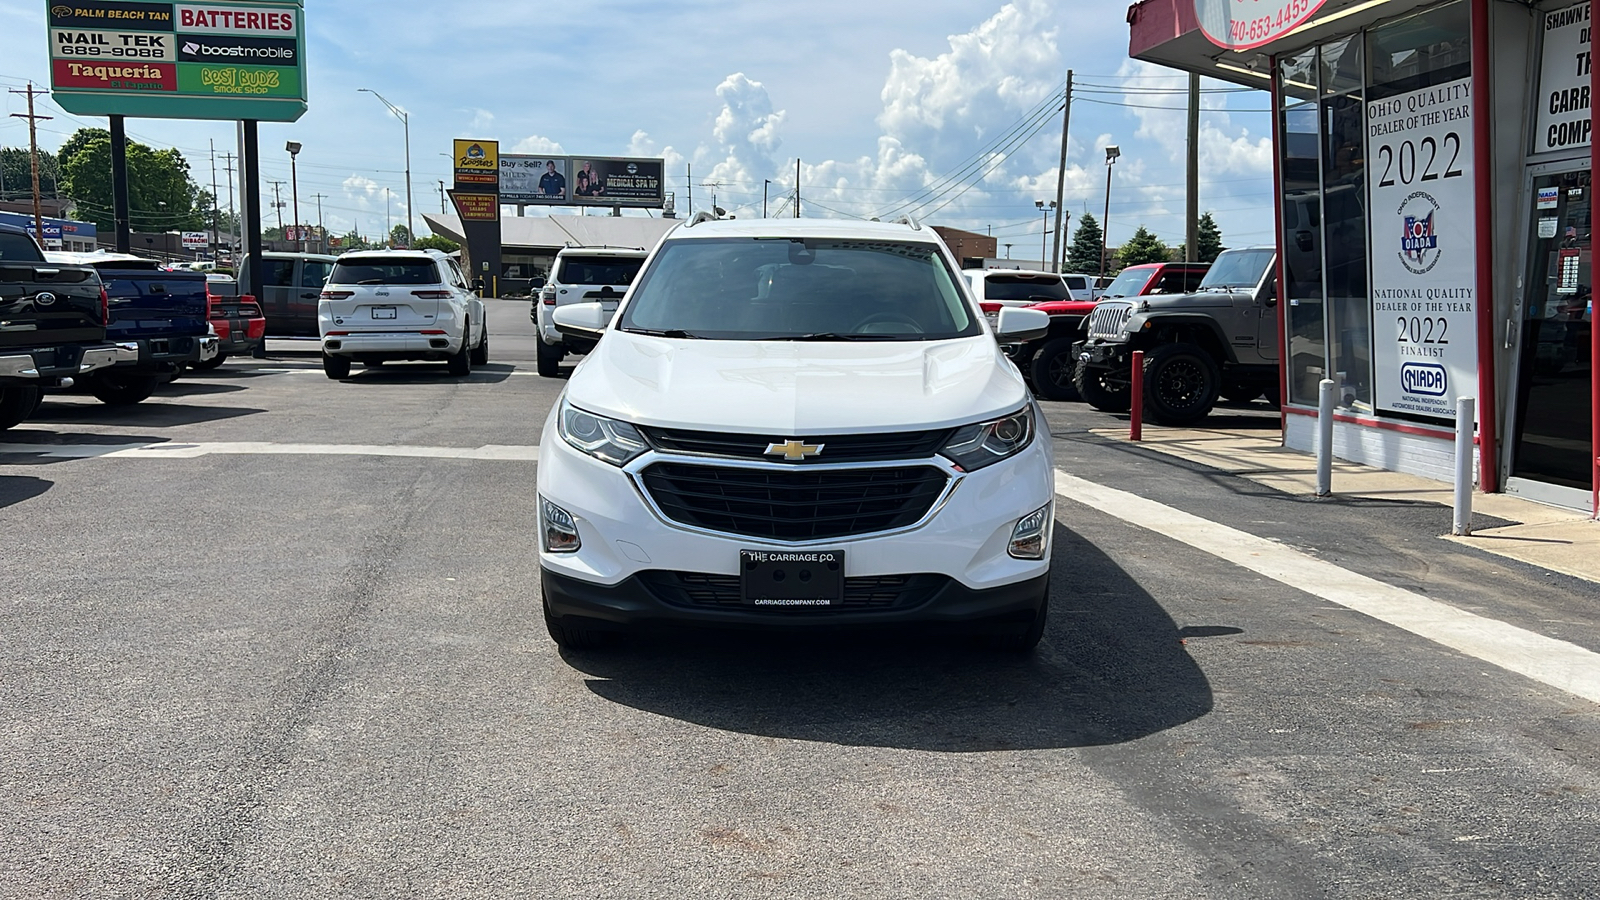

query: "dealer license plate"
xmin=740 ymin=549 xmax=844 ymax=607
xmin=371 ymin=306 xmax=397 ymax=319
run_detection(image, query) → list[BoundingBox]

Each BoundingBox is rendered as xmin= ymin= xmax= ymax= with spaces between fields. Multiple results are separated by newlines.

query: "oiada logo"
xmin=1401 ymin=362 xmax=1448 ymax=397
xmin=1397 ymin=191 xmax=1442 ymax=275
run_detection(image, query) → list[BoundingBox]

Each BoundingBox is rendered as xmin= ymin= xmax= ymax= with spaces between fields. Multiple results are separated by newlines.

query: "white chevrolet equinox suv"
xmin=537 ymin=217 xmax=1055 ymax=651
xmin=318 ymin=249 xmax=487 ymax=378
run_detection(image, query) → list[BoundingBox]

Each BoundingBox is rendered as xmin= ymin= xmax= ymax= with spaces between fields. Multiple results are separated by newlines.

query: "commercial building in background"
xmin=930 ymin=226 xmax=998 ymax=267
xmin=1129 ymin=0 xmax=1599 ymax=515
xmin=421 ymin=212 xmax=679 ymax=294
xmin=0 ymin=210 xmax=96 ymax=251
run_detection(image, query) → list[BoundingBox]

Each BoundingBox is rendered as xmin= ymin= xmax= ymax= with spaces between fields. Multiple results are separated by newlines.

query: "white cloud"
xmin=512 ymin=134 xmax=566 ymax=155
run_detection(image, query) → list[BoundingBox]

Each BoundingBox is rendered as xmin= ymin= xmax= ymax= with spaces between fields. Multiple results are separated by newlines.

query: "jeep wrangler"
xmin=1071 ymin=247 xmax=1280 ymax=426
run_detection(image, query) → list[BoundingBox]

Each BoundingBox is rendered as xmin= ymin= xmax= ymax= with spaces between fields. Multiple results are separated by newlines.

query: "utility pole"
xmin=311 ymin=193 xmax=326 ymax=253
xmin=795 ymin=158 xmax=801 ymax=218
xmin=223 ymin=152 xmax=236 ymax=258
xmin=209 ymin=139 xmax=221 ymax=256
xmin=763 ymin=179 xmax=770 ymax=218
xmin=1050 ymin=72 xmax=1073 ymax=273
xmin=1186 ymin=72 xmax=1200 ymax=262
xmin=438 ymin=180 xmax=446 ymax=214
xmin=269 ymin=180 xmax=286 ymax=231
xmin=8 ymin=83 xmax=52 ymax=247
xmin=687 ymin=163 xmax=693 ymax=217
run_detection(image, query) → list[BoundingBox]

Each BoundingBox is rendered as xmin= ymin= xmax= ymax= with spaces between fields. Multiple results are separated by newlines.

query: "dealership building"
xmin=1129 ymin=0 xmax=1599 ymax=514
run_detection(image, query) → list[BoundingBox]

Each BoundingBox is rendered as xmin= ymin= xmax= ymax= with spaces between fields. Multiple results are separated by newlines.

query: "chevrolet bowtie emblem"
xmin=765 ymin=439 xmax=824 ymax=461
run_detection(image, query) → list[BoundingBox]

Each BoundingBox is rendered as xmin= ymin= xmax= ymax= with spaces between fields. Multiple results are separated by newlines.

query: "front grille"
xmin=639 ymin=570 xmax=949 ymax=612
xmin=639 ymin=426 xmax=952 ymax=463
xmin=640 ymin=462 xmax=949 ymax=541
xmin=1088 ymin=302 xmax=1134 ymax=339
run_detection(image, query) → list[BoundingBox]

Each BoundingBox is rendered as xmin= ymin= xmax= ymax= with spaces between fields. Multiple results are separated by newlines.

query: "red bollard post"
xmin=1130 ymin=350 xmax=1144 ymax=442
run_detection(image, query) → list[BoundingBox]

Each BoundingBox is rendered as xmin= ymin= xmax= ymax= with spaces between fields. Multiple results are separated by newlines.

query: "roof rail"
xmin=894 ymin=215 xmax=922 ymax=231
xmin=685 ymin=211 xmax=721 ymax=228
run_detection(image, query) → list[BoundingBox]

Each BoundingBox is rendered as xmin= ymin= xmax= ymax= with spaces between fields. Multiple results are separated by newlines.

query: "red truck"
xmin=996 ymin=262 xmax=1210 ymax=401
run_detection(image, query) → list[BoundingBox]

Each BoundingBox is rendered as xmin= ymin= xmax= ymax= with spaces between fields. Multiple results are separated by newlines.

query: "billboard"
xmin=181 ymin=231 xmax=207 ymax=249
xmin=500 ymin=155 xmax=568 ymax=205
xmin=46 ymin=0 xmax=307 ymax=122
xmin=497 ymin=155 xmax=664 ymax=208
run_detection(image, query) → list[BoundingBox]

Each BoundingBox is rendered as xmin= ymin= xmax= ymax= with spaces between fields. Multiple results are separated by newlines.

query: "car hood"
xmin=565 ymin=332 xmax=1030 ymax=434
xmin=1132 ymin=289 xmax=1247 ymax=310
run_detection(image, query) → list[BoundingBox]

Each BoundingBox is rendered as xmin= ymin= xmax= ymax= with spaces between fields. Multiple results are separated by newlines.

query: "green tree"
xmin=1118 ymin=225 xmax=1170 ymax=268
xmin=389 ymin=224 xmax=412 ymax=248
xmin=413 ymin=234 xmax=459 ymax=252
xmin=1066 ymin=213 xmax=1105 ymax=274
xmin=57 ymin=128 xmax=207 ymax=232
xmin=1 ymin=147 xmax=60 ymax=202
xmin=1196 ymin=211 xmax=1224 ymax=263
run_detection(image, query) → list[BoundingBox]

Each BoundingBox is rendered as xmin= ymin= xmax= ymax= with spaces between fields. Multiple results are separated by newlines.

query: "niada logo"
xmin=1400 ymin=362 xmax=1448 ymax=396
xmin=1397 ymin=191 xmax=1442 ymax=275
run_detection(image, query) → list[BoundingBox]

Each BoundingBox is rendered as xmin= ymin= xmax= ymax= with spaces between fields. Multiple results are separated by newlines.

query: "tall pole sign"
xmin=452 ymin=139 xmax=501 ymax=298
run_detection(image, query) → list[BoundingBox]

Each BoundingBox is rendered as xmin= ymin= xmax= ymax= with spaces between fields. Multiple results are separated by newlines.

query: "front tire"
xmin=1029 ymin=338 xmax=1081 ymax=402
xmin=1142 ymin=343 xmax=1221 ymax=426
xmin=537 ymin=339 xmax=563 ymax=377
xmin=86 ymin=372 xmax=161 ymax=406
xmin=323 ymin=354 xmax=351 ymax=379
xmin=1073 ymin=360 xmax=1131 ymax=412
xmin=0 ymin=384 xmax=41 ymax=430
xmin=447 ymin=321 xmax=473 ymax=376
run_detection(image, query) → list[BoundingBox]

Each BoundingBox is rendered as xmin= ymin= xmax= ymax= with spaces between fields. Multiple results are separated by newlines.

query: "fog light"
xmin=541 ymin=497 xmax=581 ymax=553
xmin=1008 ymin=504 xmax=1051 ymax=560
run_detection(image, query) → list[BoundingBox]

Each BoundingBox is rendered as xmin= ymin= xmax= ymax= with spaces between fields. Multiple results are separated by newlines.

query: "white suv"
xmin=965 ymin=268 xmax=1086 ymax=307
xmin=534 ymin=246 xmax=649 ymax=377
xmin=537 ymin=218 xmax=1055 ymax=651
xmin=318 ymin=249 xmax=488 ymax=379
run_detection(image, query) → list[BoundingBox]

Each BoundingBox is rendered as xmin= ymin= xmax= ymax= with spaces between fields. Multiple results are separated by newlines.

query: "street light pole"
xmin=1101 ymin=145 xmax=1121 ymax=278
xmin=1035 ymin=200 xmax=1055 ymax=270
xmin=285 ymin=141 xmax=302 ymax=252
xmin=359 ymin=88 xmax=413 ymax=248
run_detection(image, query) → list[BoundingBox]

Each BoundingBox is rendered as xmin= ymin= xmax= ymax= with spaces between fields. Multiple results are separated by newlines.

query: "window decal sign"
xmin=1366 ymin=77 xmax=1480 ymax=421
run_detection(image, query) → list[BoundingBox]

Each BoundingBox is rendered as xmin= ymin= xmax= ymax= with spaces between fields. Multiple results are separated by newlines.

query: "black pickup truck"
xmin=45 ymin=251 xmax=219 ymax=404
xmin=0 ymin=225 xmax=134 ymax=430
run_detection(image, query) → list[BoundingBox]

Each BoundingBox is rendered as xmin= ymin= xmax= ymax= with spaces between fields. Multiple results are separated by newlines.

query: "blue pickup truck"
xmin=45 ymin=251 xmax=218 ymax=405
xmin=0 ymin=226 xmax=135 ymax=429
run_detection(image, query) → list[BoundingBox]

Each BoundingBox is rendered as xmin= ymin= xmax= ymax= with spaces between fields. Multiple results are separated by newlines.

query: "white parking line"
xmin=0 ymin=441 xmax=540 ymax=461
xmin=1054 ymin=470 xmax=1600 ymax=706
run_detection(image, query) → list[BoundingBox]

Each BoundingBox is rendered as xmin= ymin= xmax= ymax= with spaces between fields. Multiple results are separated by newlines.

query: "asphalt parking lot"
xmin=2 ymin=300 xmax=1596 ymax=899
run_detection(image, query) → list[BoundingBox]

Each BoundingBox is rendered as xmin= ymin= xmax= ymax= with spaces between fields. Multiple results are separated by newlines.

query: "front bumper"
xmin=1075 ymin=339 xmax=1128 ymax=366
xmin=536 ymin=413 xmax=1055 ymax=626
xmin=543 ymin=566 xmax=1048 ymax=631
xmin=1 ymin=342 xmax=140 ymax=383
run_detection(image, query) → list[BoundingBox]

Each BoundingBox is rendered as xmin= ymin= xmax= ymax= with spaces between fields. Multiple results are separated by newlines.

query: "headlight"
xmin=939 ymin=406 xmax=1034 ymax=472
xmin=557 ymin=398 xmax=648 ymax=466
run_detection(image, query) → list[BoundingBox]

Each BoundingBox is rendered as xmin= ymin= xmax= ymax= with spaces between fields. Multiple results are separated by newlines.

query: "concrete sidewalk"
xmin=1092 ymin=424 xmax=1600 ymax=585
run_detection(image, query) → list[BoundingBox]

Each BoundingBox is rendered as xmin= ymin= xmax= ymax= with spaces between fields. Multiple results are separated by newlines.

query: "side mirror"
xmin=552 ymin=301 xmax=612 ymax=340
xmin=994 ymin=307 xmax=1050 ymax=343
xmin=531 ymin=276 xmax=547 ymax=289
xmin=1260 ymin=278 xmax=1278 ymax=307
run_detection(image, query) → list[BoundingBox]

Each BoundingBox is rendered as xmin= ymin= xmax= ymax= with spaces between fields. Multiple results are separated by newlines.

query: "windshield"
xmin=1100 ymin=267 xmax=1153 ymax=299
xmin=329 ymin=257 xmax=441 ymax=286
xmin=980 ymin=273 xmax=1071 ymax=302
xmin=556 ymin=255 xmax=644 ymax=286
xmin=1198 ymin=249 xmax=1275 ymax=291
xmin=618 ymin=237 xmax=980 ymax=341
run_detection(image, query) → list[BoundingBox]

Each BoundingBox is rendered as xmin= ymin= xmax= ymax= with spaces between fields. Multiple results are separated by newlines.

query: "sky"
xmin=0 ymin=0 xmax=1277 ymax=257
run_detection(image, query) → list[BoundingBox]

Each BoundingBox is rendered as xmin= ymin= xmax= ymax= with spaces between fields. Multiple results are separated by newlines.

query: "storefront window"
xmin=1280 ymin=49 xmax=1325 ymax=406
xmin=1322 ymin=36 xmax=1371 ymax=409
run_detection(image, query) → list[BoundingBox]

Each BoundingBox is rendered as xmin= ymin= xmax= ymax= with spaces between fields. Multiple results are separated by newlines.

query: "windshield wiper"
xmin=765 ymin=332 xmax=905 ymax=342
xmin=624 ymin=327 xmax=704 ymax=338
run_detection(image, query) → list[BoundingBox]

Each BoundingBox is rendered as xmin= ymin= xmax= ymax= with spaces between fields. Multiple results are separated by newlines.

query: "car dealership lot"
xmin=2 ymin=300 xmax=1597 ymax=899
